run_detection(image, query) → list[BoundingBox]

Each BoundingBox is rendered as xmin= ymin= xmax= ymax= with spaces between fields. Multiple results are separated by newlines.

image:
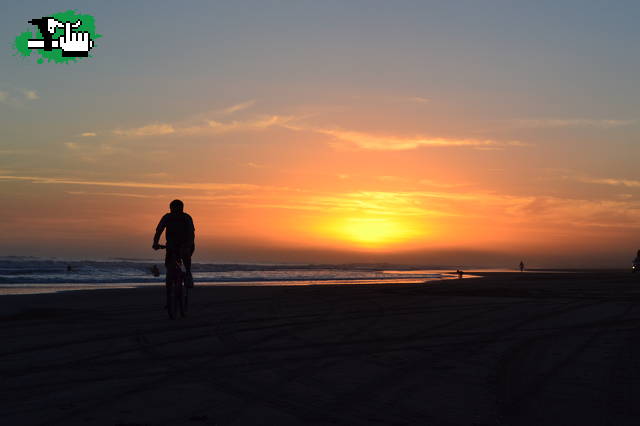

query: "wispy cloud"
xmin=0 ymin=88 xmax=39 ymax=105
xmin=222 ymin=99 xmax=256 ymax=114
xmin=113 ymin=123 xmax=175 ymax=137
xmin=377 ymin=175 xmax=408 ymax=183
xmin=23 ymin=90 xmax=39 ymax=100
xmin=7 ymin=173 xmax=640 ymax=230
xmin=404 ymin=96 xmax=429 ymax=104
xmin=79 ymin=132 xmax=97 ymax=137
xmin=419 ymin=179 xmax=467 ymax=188
xmin=0 ymin=175 xmax=259 ymax=191
xmin=576 ymin=176 xmax=640 ymax=188
xmin=203 ymin=115 xmax=294 ymax=134
xmin=0 ymin=149 xmax=33 ymax=155
xmin=515 ymin=118 xmax=635 ymax=129
xmin=305 ymin=127 xmax=525 ymax=151
xmin=110 ymin=102 xmax=525 ymax=152
xmin=113 ymin=113 xmax=526 ymax=152
xmin=113 ymin=104 xmax=290 ymax=138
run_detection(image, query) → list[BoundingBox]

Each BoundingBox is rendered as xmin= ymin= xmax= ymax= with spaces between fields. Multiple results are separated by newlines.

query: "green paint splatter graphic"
xmin=13 ymin=10 xmax=101 ymax=64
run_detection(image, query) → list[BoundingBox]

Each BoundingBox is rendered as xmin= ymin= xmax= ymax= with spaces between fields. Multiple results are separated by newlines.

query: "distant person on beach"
xmin=519 ymin=261 xmax=524 ymax=272
xmin=633 ymin=250 xmax=640 ymax=273
xmin=150 ymin=265 xmax=160 ymax=277
xmin=153 ymin=199 xmax=195 ymax=288
xmin=457 ymin=269 xmax=463 ymax=279
xmin=66 ymin=264 xmax=72 ymax=272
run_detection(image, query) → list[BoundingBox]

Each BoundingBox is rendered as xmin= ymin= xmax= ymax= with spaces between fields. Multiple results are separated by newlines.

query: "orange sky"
xmin=2 ymin=3 xmax=640 ymax=267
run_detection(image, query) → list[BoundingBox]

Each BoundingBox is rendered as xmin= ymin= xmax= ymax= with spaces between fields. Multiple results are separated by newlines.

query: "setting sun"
xmin=324 ymin=217 xmax=423 ymax=248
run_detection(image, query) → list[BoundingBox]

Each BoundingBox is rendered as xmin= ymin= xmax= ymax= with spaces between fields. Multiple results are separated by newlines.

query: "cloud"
xmin=404 ymin=96 xmax=429 ymax=104
xmin=0 ymin=149 xmax=33 ymax=155
xmin=419 ymin=179 xmax=467 ymax=188
xmin=0 ymin=175 xmax=259 ymax=191
xmin=114 ymin=114 xmax=292 ymax=138
xmin=109 ymin=103 xmax=525 ymax=152
xmin=515 ymin=118 xmax=635 ymax=129
xmin=204 ymin=115 xmax=294 ymax=134
xmin=222 ymin=99 xmax=256 ymax=114
xmin=113 ymin=114 xmax=526 ymax=152
xmin=576 ymin=176 xmax=640 ymax=188
xmin=0 ymin=173 xmax=474 ymax=217
xmin=6 ymin=172 xmax=640 ymax=231
xmin=113 ymin=123 xmax=175 ymax=137
xmin=66 ymin=191 xmax=162 ymax=199
xmin=23 ymin=90 xmax=39 ymax=100
xmin=306 ymin=128 xmax=525 ymax=151
xmin=79 ymin=132 xmax=97 ymax=137
xmin=0 ymin=88 xmax=39 ymax=105
xmin=501 ymin=195 xmax=640 ymax=229
xmin=378 ymin=175 xmax=407 ymax=183
xmin=111 ymin=100 xmax=259 ymax=138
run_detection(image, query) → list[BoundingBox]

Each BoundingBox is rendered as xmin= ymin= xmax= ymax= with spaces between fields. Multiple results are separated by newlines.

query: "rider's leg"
xmin=181 ymin=244 xmax=194 ymax=286
xmin=180 ymin=244 xmax=194 ymax=273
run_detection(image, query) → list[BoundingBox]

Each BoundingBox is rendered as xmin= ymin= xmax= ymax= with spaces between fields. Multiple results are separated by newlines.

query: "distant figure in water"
xmin=151 ymin=265 xmax=160 ymax=277
xmin=519 ymin=261 xmax=525 ymax=272
xmin=633 ymin=250 xmax=640 ymax=273
xmin=66 ymin=265 xmax=72 ymax=272
xmin=457 ymin=269 xmax=463 ymax=279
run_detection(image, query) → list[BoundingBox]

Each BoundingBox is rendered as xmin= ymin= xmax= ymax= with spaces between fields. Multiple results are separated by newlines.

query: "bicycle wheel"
xmin=179 ymin=278 xmax=188 ymax=317
xmin=167 ymin=280 xmax=178 ymax=320
xmin=181 ymin=285 xmax=190 ymax=317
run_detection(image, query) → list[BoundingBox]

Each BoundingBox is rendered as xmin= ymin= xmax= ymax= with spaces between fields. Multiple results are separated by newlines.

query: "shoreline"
xmin=0 ymin=273 xmax=472 ymax=296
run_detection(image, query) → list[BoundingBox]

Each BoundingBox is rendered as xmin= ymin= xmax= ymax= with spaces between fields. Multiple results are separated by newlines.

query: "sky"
xmin=2 ymin=1 xmax=640 ymax=267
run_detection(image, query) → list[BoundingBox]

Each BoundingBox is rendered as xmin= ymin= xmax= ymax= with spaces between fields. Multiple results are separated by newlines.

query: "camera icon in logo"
xmin=27 ymin=17 xmax=94 ymax=57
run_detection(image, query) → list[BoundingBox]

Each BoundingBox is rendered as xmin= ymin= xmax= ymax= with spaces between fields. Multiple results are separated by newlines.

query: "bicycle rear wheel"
xmin=167 ymin=280 xmax=179 ymax=320
xmin=179 ymin=279 xmax=188 ymax=317
xmin=181 ymin=286 xmax=190 ymax=317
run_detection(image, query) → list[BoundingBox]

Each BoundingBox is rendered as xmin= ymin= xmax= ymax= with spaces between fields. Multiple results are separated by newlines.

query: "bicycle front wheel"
xmin=167 ymin=281 xmax=179 ymax=320
xmin=179 ymin=280 xmax=188 ymax=317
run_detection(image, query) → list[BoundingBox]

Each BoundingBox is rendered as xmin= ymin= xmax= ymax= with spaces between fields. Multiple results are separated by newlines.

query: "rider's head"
xmin=169 ymin=199 xmax=184 ymax=213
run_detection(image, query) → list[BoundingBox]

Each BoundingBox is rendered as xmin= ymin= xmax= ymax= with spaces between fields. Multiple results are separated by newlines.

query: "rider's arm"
xmin=153 ymin=214 xmax=168 ymax=249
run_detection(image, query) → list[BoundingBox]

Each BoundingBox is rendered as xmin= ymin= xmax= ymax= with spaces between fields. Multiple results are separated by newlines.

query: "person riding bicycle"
xmin=152 ymin=200 xmax=195 ymax=290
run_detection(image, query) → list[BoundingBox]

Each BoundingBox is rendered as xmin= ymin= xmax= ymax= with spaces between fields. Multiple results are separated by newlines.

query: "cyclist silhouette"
xmin=153 ymin=200 xmax=195 ymax=290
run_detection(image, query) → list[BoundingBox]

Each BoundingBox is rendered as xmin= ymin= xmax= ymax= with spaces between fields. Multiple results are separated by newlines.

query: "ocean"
xmin=0 ymin=256 xmax=461 ymax=295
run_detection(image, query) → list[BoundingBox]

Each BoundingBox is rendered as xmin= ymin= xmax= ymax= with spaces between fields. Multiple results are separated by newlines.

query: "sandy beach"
xmin=2 ymin=272 xmax=640 ymax=425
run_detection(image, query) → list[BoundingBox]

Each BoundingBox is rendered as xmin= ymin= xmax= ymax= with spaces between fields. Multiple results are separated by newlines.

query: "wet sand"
xmin=1 ymin=272 xmax=640 ymax=425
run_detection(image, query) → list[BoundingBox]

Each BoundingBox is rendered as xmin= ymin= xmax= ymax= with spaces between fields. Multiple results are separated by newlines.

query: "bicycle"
xmin=157 ymin=245 xmax=189 ymax=319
